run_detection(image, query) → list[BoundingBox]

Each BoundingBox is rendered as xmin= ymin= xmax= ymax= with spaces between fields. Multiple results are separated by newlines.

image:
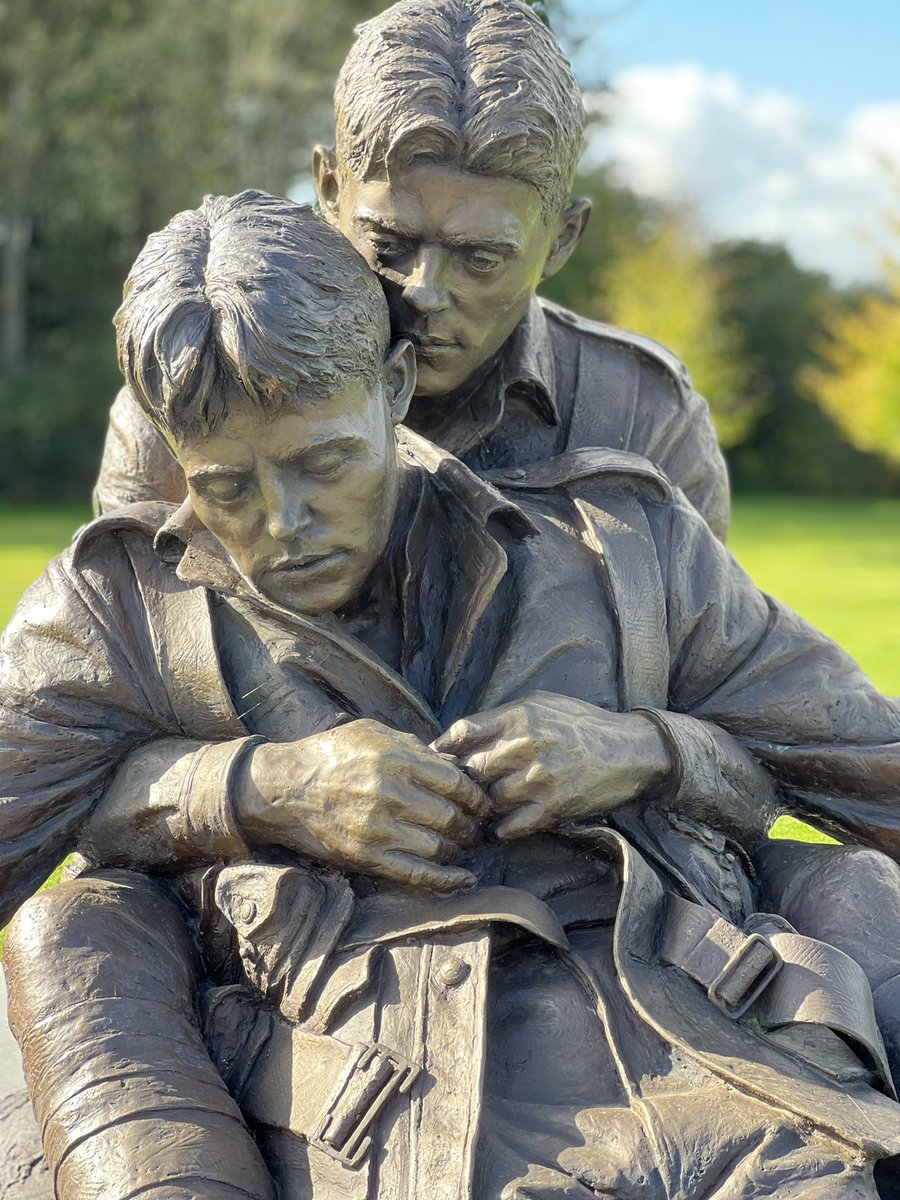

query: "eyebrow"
xmin=354 ymin=212 xmax=520 ymax=254
xmin=187 ymin=464 xmax=250 ymax=485
xmin=273 ymin=435 xmax=367 ymax=467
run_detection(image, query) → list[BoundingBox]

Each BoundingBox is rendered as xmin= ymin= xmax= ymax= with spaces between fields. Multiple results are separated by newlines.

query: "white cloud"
xmin=584 ymin=64 xmax=900 ymax=285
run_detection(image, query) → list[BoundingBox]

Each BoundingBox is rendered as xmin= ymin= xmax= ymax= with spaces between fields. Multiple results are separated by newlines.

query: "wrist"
xmin=232 ymin=738 xmax=325 ymax=857
xmin=232 ymin=740 xmax=275 ymax=841
xmin=626 ymin=710 xmax=675 ymax=800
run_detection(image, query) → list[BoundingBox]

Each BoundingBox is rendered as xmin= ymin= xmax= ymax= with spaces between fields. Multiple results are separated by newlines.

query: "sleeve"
xmin=80 ymin=736 xmax=259 ymax=872
xmin=643 ymin=385 xmax=731 ymax=544
xmin=0 ymin=542 xmax=179 ymax=924
xmin=93 ymin=387 xmax=187 ymax=514
xmin=654 ymin=495 xmax=900 ymax=851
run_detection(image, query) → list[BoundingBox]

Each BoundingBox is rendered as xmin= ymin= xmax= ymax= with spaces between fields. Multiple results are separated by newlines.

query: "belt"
xmin=660 ymin=895 xmax=895 ymax=1095
xmin=241 ymin=1016 xmax=419 ymax=1168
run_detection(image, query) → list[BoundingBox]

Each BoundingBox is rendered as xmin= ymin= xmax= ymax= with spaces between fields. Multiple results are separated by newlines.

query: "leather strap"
xmin=574 ymin=491 xmax=669 ymax=710
xmin=661 ymin=895 xmax=894 ymax=1094
xmin=342 ymin=884 xmax=569 ymax=952
xmin=241 ymin=1020 xmax=419 ymax=1169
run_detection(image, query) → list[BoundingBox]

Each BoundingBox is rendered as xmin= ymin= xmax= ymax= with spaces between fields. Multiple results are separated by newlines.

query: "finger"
xmin=390 ymin=822 xmax=461 ymax=863
xmin=490 ymin=766 xmax=540 ymax=814
xmin=460 ymin=739 xmax=535 ymax=786
xmin=493 ymin=802 xmax=552 ymax=841
xmin=392 ymin=789 xmax=480 ymax=844
xmin=432 ymin=709 xmax=516 ymax=757
xmin=379 ymin=851 xmax=477 ymax=893
xmin=408 ymin=754 xmax=490 ymax=819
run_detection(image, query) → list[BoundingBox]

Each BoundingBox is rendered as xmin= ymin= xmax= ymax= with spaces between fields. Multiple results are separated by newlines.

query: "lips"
xmin=406 ymin=331 xmax=461 ymax=353
xmin=270 ymin=550 xmax=348 ymax=576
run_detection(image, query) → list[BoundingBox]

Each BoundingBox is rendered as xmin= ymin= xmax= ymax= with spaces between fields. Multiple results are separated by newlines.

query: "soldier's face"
xmin=323 ymin=163 xmax=561 ymax=397
xmin=176 ymin=348 xmax=414 ymax=615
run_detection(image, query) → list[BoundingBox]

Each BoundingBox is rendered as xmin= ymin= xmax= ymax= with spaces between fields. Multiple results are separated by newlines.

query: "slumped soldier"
xmin=4 ymin=193 xmax=900 ymax=1198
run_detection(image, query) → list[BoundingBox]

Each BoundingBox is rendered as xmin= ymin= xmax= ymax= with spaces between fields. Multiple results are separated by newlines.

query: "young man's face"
xmin=320 ymin=162 xmax=569 ymax=397
xmin=175 ymin=349 xmax=413 ymax=615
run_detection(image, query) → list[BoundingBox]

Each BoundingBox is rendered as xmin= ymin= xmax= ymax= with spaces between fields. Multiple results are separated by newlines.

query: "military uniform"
xmin=4 ymin=436 xmax=900 ymax=1198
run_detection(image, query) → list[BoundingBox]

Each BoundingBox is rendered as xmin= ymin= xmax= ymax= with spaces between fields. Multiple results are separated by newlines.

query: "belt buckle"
xmin=310 ymin=1042 xmax=420 ymax=1168
xmin=708 ymin=932 xmax=782 ymax=1019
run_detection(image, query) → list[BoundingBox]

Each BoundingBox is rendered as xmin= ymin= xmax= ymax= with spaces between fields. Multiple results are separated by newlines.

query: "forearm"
xmin=80 ymin=737 xmax=259 ymax=871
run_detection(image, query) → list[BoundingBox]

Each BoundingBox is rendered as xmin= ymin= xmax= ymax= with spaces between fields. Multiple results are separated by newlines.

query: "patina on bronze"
xmin=88 ymin=0 xmax=900 ymax=1103
xmin=3 ymin=192 xmax=900 ymax=1199
xmin=4 ymin=1 xmax=900 ymax=1196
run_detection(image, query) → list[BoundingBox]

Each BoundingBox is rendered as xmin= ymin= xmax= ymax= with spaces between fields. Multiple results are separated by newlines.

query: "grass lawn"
xmin=1 ymin=492 xmax=898 ymax=860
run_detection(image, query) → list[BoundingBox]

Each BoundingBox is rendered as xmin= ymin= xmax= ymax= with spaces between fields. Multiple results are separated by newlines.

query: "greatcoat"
xmin=3 ymin=434 xmax=900 ymax=1197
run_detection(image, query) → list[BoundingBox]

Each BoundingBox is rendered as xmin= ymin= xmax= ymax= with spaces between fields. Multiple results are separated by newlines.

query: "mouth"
xmin=406 ymin=332 xmax=461 ymax=356
xmin=269 ymin=550 xmax=348 ymax=578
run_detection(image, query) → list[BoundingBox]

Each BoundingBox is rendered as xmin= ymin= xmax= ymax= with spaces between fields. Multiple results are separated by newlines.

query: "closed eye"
xmin=193 ymin=474 xmax=253 ymax=505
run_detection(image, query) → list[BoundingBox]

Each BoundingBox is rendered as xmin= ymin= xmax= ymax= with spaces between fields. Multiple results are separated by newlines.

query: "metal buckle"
xmin=707 ymin=933 xmax=782 ymax=1019
xmin=310 ymin=1042 xmax=421 ymax=1168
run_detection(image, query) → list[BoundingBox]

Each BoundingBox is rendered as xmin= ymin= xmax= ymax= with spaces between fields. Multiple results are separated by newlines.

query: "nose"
xmin=401 ymin=246 xmax=450 ymax=315
xmin=263 ymin=478 xmax=314 ymax=544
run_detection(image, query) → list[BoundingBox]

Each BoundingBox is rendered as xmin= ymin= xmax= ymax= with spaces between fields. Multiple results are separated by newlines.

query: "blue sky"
xmin=566 ymin=1 xmax=900 ymax=281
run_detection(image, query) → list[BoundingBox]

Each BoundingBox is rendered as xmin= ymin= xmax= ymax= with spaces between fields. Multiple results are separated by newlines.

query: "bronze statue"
xmin=3 ymin=192 xmax=900 ymax=1199
xmin=85 ymin=0 xmax=900 ymax=1096
xmin=5 ymin=1 xmax=900 ymax=1195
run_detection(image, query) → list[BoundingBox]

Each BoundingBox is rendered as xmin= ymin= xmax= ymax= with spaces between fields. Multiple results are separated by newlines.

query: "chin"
xmin=266 ymin=574 xmax=356 ymax=617
xmin=413 ymin=358 xmax=472 ymax=398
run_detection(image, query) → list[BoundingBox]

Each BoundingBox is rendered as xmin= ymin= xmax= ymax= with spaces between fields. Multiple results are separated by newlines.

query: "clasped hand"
xmin=238 ymin=694 xmax=670 ymax=891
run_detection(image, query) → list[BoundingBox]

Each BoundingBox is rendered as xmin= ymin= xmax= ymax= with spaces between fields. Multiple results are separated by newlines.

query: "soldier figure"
xmin=3 ymin=193 xmax=900 ymax=1198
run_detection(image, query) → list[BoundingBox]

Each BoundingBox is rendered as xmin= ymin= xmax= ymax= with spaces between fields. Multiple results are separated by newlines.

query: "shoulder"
xmin=482 ymin=447 xmax=676 ymax=506
xmin=69 ymin=501 xmax=178 ymax=568
xmin=539 ymin=297 xmax=693 ymax=396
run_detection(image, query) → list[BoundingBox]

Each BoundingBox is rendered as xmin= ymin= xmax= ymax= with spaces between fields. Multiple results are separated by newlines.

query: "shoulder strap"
xmin=572 ymin=489 xmax=669 ymax=711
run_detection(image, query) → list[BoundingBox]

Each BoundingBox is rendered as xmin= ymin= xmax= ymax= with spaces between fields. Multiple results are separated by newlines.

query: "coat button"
xmin=435 ymin=955 xmax=470 ymax=989
xmin=238 ymin=900 xmax=257 ymax=924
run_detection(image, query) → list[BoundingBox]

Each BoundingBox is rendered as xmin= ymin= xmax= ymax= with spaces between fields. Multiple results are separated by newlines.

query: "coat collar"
xmin=152 ymin=430 xmax=536 ymax=730
xmin=404 ymin=297 xmax=559 ymax=457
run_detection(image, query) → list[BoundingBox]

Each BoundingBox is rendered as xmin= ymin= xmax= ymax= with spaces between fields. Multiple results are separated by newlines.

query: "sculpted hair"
xmin=335 ymin=0 xmax=585 ymax=216
xmin=115 ymin=190 xmax=390 ymax=440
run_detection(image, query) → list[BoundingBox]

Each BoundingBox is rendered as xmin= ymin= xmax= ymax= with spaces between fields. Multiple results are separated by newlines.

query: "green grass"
xmin=1 ymin=493 xmax=898 ymax=863
xmin=729 ymin=494 xmax=900 ymax=697
xmin=0 ymin=504 xmax=91 ymax=630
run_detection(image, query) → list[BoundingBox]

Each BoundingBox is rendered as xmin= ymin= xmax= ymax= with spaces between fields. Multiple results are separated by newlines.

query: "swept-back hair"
xmin=115 ymin=190 xmax=390 ymax=440
xmin=335 ymin=0 xmax=585 ymax=217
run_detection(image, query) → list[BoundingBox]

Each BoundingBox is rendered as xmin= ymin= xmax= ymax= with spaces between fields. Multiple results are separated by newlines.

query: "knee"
xmin=5 ymin=869 xmax=183 ymax=964
xmin=757 ymin=842 xmax=900 ymax=919
xmin=4 ymin=870 xmax=199 ymax=1031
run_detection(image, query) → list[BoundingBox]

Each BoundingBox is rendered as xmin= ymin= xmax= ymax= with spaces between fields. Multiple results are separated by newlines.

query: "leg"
xmin=3 ymin=870 xmax=275 ymax=1200
xmin=756 ymin=842 xmax=900 ymax=1085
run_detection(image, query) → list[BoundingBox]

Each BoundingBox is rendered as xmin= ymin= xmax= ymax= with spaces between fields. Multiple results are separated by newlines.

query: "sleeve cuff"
xmin=166 ymin=736 xmax=265 ymax=860
xmin=630 ymin=706 xmax=721 ymax=808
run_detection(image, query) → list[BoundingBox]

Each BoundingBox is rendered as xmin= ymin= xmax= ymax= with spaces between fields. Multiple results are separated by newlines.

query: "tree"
xmin=594 ymin=212 xmax=757 ymax=448
xmin=0 ymin=0 xmax=383 ymax=500
xmin=805 ymin=266 xmax=900 ymax=469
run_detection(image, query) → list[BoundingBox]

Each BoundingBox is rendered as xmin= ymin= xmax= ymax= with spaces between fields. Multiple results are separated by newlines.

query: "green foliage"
xmin=0 ymin=0 xmax=383 ymax=500
xmin=715 ymin=241 xmax=900 ymax=495
xmin=596 ymin=213 xmax=758 ymax=448
xmin=804 ymin=270 xmax=900 ymax=469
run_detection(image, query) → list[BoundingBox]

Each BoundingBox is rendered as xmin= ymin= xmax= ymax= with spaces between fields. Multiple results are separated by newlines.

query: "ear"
xmin=312 ymin=144 xmax=341 ymax=223
xmin=541 ymin=198 xmax=592 ymax=281
xmin=382 ymin=339 xmax=417 ymax=424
